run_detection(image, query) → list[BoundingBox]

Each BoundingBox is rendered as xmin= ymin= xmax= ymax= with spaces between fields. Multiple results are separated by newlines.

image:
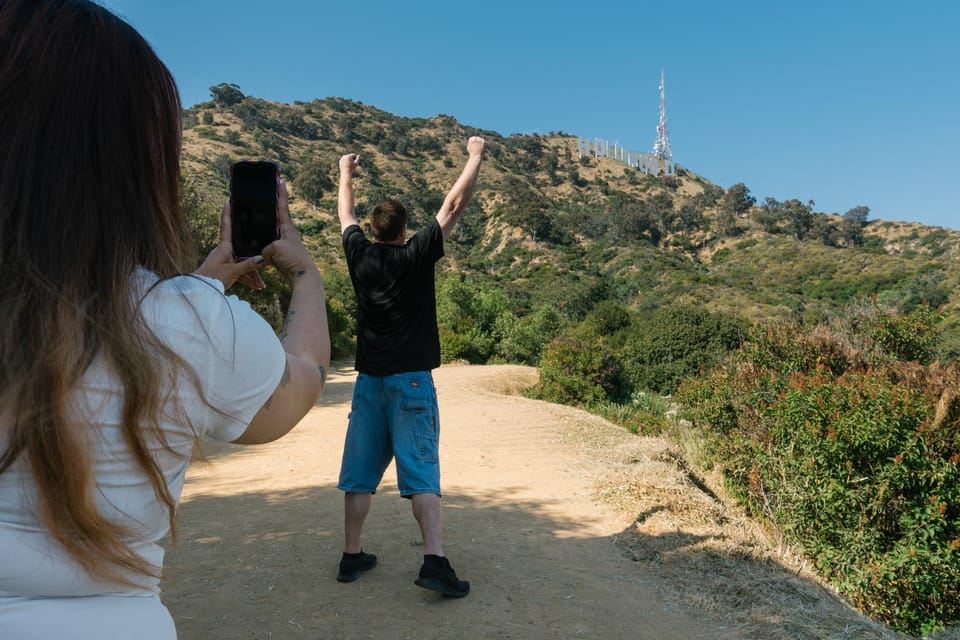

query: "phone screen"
xmin=230 ymin=161 xmax=279 ymax=257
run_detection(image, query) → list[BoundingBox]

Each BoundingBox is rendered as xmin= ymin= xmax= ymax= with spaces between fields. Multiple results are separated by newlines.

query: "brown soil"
xmin=162 ymin=363 xmax=908 ymax=640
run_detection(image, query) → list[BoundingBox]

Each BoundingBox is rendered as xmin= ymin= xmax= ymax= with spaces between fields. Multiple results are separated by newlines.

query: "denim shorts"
xmin=337 ymin=370 xmax=441 ymax=497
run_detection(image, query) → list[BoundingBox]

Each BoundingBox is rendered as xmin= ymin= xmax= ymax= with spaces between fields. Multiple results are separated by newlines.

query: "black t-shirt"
xmin=343 ymin=220 xmax=445 ymax=376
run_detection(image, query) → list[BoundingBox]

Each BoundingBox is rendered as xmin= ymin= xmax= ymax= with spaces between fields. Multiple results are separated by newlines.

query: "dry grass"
xmin=520 ymin=394 xmax=914 ymax=640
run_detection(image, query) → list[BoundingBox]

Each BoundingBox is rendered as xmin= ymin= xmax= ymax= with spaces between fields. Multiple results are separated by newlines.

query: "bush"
xmin=494 ymin=306 xmax=565 ymax=365
xmin=593 ymin=390 xmax=673 ymax=435
xmin=436 ymin=275 xmax=507 ymax=364
xmin=868 ymin=304 xmax=942 ymax=364
xmin=294 ymin=157 xmax=334 ymax=206
xmin=534 ymin=336 xmax=627 ymax=406
xmin=325 ymin=296 xmax=354 ymax=359
xmin=618 ymin=305 xmax=748 ymax=394
xmin=676 ymin=305 xmax=960 ymax=634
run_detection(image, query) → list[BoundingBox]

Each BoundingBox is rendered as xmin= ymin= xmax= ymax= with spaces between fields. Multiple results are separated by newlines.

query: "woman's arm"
xmin=233 ymin=183 xmax=330 ymax=444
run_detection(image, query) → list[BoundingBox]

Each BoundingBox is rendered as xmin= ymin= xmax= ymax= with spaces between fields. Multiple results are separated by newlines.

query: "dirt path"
xmin=161 ymin=363 xmax=904 ymax=640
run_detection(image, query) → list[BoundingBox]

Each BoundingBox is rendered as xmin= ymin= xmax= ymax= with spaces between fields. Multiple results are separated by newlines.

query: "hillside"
xmin=180 ymin=89 xmax=960 ymax=351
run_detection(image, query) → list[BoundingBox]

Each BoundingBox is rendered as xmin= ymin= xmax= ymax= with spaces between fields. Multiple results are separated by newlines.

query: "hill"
xmin=179 ymin=88 xmax=960 ymax=355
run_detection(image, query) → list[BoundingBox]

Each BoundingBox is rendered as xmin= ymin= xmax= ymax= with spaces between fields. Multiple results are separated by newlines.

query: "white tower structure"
xmin=652 ymin=68 xmax=672 ymax=161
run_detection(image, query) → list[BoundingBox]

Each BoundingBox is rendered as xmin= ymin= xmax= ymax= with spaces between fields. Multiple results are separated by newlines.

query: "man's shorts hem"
xmin=338 ymin=484 xmax=378 ymax=495
xmin=399 ymin=488 xmax=442 ymax=499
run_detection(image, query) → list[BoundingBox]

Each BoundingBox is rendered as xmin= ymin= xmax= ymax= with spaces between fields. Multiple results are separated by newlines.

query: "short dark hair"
xmin=370 ymin=199 xmax=407 ymax=242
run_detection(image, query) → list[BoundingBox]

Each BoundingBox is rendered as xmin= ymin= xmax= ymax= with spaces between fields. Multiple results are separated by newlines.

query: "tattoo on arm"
xmin=261 ymin=361 xmax=292 ymax=410
xmin=279 ymin=309 xmax=296 ymax=343
xmin=282 ymin=269 xmax=308 ymax=287
xmin=318 ymin=365 xmax=326 ymax=387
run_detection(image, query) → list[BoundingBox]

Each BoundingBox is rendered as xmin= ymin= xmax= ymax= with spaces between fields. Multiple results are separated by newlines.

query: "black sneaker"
xmin=415 ymin=555 xmax=470 ymax=598
xmin=337 ymin=550 xmax=377 ymax=583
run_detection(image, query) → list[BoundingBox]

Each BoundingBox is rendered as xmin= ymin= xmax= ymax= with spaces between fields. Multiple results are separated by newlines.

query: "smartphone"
xmin=230 ymin=160 xmax=280 ymax=258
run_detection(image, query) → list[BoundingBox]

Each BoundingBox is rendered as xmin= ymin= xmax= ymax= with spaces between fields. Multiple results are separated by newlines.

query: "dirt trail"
xmin=162 ymin=363 xmax=902 ymax=640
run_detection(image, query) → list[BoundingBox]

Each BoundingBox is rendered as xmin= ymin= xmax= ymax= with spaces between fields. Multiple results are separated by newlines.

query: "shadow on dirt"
xmin=161 ymin=478 xmax=914 ymax=640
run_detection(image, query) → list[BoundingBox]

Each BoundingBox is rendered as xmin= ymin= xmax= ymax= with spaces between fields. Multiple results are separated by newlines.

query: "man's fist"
xmin=340 ymin=153 xmax=360 ymax=174
xmin=466 ymin=136 xmax=486 ymax=158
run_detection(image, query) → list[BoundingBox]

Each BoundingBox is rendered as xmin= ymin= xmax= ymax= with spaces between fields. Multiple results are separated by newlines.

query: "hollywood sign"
xmin=577 ymin=138 xmax=676 ymax=177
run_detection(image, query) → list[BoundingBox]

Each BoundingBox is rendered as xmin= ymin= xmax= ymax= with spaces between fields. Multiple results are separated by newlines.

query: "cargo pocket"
xmin=399 ymin=372 xmax=439 ymax=462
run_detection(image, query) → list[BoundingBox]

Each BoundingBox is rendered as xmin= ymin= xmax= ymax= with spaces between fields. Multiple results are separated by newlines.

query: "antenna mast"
xmin=652 ymin=68 xmax=672 ymax=161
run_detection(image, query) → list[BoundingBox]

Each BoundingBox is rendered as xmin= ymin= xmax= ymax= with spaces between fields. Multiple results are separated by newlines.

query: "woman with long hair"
xmin=0 ymin=1 xmax=330 ymax=637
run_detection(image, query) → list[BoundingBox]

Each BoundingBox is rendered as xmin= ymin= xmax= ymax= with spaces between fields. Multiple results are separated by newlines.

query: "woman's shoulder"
xmin=137 ymin=271 xmax=236 ymax=329
xmin=147 ymin=272 xmax=225 ymax=296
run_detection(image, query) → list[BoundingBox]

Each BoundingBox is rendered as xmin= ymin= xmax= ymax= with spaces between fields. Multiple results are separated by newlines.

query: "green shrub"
xmin=676 ymin=305 xmax=960 ymax=634
xmin=868 ymin=304 xmax=942 ymax=364
xmin=534 ymin=336 xmax=627 ymax=406
xmin=494 ymin=306 xmax=565 ymax=365
xmin=436 ymin=275 xmax=507 ymax=363
xmin=618 ymin=305 xmax=748 ymax=394
xmin=325 ymin=296 xmax=354 ymax=359
xmin=593 ymin=390 xmax=673 ymax=435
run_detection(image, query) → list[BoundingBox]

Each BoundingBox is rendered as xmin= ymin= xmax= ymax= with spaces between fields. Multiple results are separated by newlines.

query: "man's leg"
xmin=337 ymin=491 xmax=378 ymax=582
xmin=336 ymin=374 xmax=388 ymax=583
xmin=390 ymin=371 xmax=469 ymax=597
xmin=413 ymin=493 xmax=469 ymax=598
xmin=344 ymin=491 xmax=373 ymax=554
xmin=411 ymin=492 xmax=442 ymax=556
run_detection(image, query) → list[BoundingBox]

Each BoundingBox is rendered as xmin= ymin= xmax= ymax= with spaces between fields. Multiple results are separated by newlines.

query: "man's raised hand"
xmin=466 ymin=136 xmax=486 ymax=158
xmin=340 ymin=154 xmax=360 ymax=175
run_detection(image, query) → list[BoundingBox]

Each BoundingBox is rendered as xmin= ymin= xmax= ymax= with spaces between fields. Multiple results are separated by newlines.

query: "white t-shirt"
xmin=0 ymin=272 xmax=287 ymax=639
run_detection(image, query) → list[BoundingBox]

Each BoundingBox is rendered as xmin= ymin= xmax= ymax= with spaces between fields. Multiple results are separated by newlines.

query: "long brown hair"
xmin=0 ymin=0 xmax=195 ymax=583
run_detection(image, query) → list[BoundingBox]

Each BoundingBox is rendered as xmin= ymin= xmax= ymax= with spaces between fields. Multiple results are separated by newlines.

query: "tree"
xmin=717 ymin=183 xmax=755 ymax=237
xmin=209 ymin=82 xmax=245 ymax=106
xmin=294 ymin=156 xmax=334 ymax=206
xmin=782 ymin=198 xmax=814 ymax=240
xmin=808 ymin=214 xmax=841 ymax=247
xmin=753 ymin=197 xmax=783 ymax=233
xmin=647 ymin=192 xmax=676 ymax=240
xmin=675 ymin=203 xmax=703 ymax=237
xmin=714 ymin=208 xmax=735 ymax=237
xmin=693 ymin=183 xmax=724 ymax=210
xmin=840 ymin=205 xmax=870 ymax=246
xmin=619 ymin=304 xmax=747 ymax=393
xmin=722 ymin=183 xmax=756 ymax=219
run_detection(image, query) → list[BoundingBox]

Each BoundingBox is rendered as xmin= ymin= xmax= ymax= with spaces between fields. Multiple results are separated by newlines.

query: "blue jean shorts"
xmin=337 ymin=370 xmax=441 ymax=497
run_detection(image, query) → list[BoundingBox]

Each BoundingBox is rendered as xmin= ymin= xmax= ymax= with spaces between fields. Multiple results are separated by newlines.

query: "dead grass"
xmin=484 ymin=370 xmax=914 ymax=639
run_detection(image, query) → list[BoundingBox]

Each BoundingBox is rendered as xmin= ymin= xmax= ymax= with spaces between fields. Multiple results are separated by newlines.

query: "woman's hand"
xmin=195 ymin=200 xmax=266 ymax=290
xmin=261 ymin=183 xmax=319 ymax=283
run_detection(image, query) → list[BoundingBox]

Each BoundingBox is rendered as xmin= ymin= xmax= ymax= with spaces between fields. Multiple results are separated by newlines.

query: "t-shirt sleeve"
xmin=342 ymin=225 xmax=364 ymax=263
xmin=155 ymin=276 xmax=286 ymax=443
xmin=409 ymin=220 xmax=445 ymax=264
xmin=200 ymin=289 xmax=287 ymax=443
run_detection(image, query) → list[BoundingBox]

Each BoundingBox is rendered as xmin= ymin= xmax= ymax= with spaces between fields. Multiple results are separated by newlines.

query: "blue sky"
xmin=101 ymin=0 xmax=958 ymax=230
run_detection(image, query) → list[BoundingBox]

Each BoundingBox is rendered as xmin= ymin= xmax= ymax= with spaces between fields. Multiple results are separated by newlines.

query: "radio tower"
xmin=652 ymin=68 xmax=672 ymax=161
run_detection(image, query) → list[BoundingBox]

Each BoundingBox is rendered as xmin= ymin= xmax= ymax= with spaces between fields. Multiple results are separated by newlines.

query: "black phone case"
xmin=230 ymin=160 xmax=280 ymax=258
